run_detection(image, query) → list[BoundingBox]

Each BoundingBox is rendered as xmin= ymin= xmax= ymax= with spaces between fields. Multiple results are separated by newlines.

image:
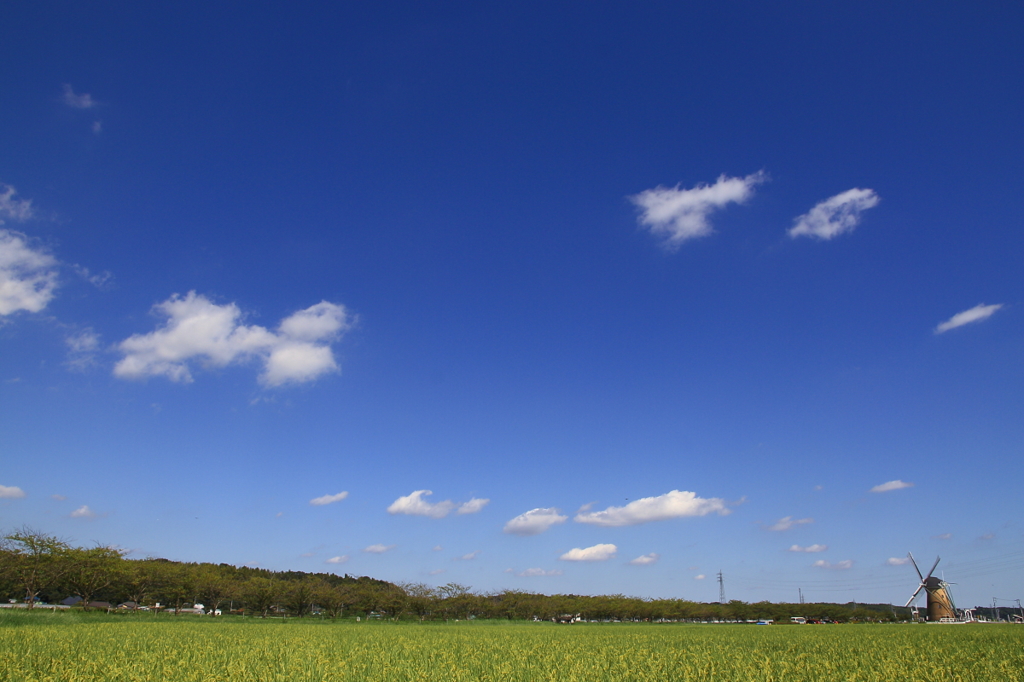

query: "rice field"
xmin=2 ymin=611 xmax=1022 ymax=681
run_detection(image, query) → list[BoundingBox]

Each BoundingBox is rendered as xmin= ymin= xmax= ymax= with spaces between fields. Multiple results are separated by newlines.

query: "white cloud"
xmin=629 ymin=553 xmax=659 ymax=566
xmin=114 ymin=292 xmax=351 ymax=386
xmin=457 ymin=497 xmax=490 ymax=514
xmin=62 ymin=84 xmax=97 ymax=109
xmin=630 ymin=172 xmax=766 ymax=249
xmin=70 ymin=505 xmax=96 ymax=518
xmin=457 ymin=550 xmax=479 ymax=561
xmin=766 ymin=516 xmax=814 ymax=531
xmin=870 ymin=480 xmax=914 ymax=493
xmin=72 ymin=265 xmax=113 ymax=290
xmin=813 ymin=559 xmax=853 ymax=569
xmin=432 ymin=545 xmax=443 ymax=551
xmin=933 ymin=533 xmax=952 ymax=540
xmin=325 ymin=555 xmax=349 ymax=564
xmin=363 ymin=544 xmax=395 ymax=554
xmin=980 ymin=533 xmax=995 ymax=541
xmin=934 ymin=303 xmax=1003 ymax=334
xmin=559 ymin=543 xmax=617 ymax=562
xmin=694 ymin=574 xmax=706 ymax=580
xmin=92 ymin=121 xmax=102 ymax=135
xmin=886 ymin=557 xmax=910 ymax=566
xmin=789 ymin=188 xmax=880 ymax=240
xmin=0 ymin=185 xmax=35 ymax=223
xmin=428 ymin=569 xmax=446 ymax=575
xmin=51 ymin=494 xmax=66 ymax=501
xmin=0 ymin=229 xmax=58 ymax=316
xmin=66 ymin=329 xmax=100 ymax=354
xmin=788 ymin=544 xmax=828 ymax=553
xmin=310 ymin=491 xmax=349 ymax=506
xmin=65 ymin=329 xmax=101 ymax=370
xmin=516 ymin=568 xmax=563 ymax=577
xmin=574 ymin=490 xmax=728 ymax=527
xmin=0 ymin=485 xmax=26 ymax=499
xmin=503 ymin=507 xmax=568 ymax=536
xmin=387 ymin=490 xmax=457 ymax=519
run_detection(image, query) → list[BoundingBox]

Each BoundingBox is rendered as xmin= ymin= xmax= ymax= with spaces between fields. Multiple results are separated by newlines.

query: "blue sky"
xmin=2 ymin=1 xmax=1022 ymax=607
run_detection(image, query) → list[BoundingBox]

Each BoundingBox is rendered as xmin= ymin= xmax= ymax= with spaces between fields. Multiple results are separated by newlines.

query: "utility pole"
xmin=717 ymin=571 xmax=726 ymax=604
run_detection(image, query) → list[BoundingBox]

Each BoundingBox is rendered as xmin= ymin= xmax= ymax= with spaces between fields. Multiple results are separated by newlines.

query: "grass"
xmin=2 ymin=610 xmax=1022 ymax=681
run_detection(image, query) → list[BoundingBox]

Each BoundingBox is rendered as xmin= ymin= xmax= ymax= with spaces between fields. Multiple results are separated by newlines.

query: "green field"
xmin=2 ymin=611 xmax=1022 ymax=681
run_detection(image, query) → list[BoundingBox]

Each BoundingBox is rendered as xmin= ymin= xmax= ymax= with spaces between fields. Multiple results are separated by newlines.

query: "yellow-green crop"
xmin=2 ymin=612 xmax=1023 ymax=681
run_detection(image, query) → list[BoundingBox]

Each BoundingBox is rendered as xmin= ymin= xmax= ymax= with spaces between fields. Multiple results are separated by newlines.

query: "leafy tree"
xmin=399 ymin=582 xmax=436 ymax=620
xmin=150 ymin=561 xmax=197 ymax=614
xmin=116 ymin=559 xmax=160 ymax=610
xmin=242 ymin=577 xmax=279 ymax=618
xmin=62 ymin=546 xmax=125 ymax=610
xmin=1 ymin=527 xmax=71 ymax=608
xmin=314 ymin=581 xmax=355 ymax=619
xmin=283 ymin=578 xmax=317 ymax=617
xmin=194 ymin=565 xmax=236 ymax=614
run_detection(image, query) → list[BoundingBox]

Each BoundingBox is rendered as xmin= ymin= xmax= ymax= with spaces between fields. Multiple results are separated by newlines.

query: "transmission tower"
xmin=717 ymin=571 xmax=726 ymax=603
xmin=799 ymin=588 xmax=805 ymax=604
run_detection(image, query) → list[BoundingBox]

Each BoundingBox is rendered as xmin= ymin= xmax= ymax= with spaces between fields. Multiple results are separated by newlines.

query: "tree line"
xmin=1 ymin=527 xmax=902 ymax=623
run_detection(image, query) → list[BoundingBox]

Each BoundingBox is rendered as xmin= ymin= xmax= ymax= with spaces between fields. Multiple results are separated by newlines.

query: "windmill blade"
xmin=904 ymin=584 xmax=925 ymax=608
xmin=924 ymin=556 xmax=941 ymax=581
xmin=908 ymin=552 xmax=924 ymax=582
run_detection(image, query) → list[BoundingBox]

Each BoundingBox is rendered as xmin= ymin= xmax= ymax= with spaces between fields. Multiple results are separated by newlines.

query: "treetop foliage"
xmin=1 ymin=527 xmax=905 ymax=623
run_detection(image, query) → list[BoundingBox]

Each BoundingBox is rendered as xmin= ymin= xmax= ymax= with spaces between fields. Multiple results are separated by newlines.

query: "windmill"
xmin=904 ymin=552 xmax=957 ymax=621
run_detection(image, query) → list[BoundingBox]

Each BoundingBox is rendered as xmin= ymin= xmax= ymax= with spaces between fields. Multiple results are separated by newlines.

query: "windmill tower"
xmin=904 ymin=553 xmax=956 ymax=621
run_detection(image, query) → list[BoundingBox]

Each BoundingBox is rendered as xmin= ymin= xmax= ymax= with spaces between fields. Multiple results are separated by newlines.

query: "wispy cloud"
xmin=387 ymin=490 xmax=456 ymax=519
xmin=310 ymin=491 xmax=349 ymax=506
xmin=0 ymin=485 xmax=26 ymax=499
xmin=0 ymin=184 xmax=35 ymax=222
xmin=694 ymin=574 xmax=706 ymax=580
xmin=813 ymin=559 xmax=853 ymax=569
xmin=503 ymin=507 xmax=568 ymax=536
xmin=70 ymin=505 xmax=96 ymax=518
xmin=363 ymin=544 xmax=395 ymax=554
xmin=765 ymin=516 xmax=813 ymax=531
xmin=457 ymin=497 xmax=489 ymax=514
xmin=428 ymin=568 xmax=446 ymax=575
xmin=630 ymin=171 xmax=766 ymax=249
xmin=788 ymin=544 xmax=828 ymax=553
xmin=72 ymin=264 xmax=114 ymax=290
xmin=51 ymin=494 xmax=66 ymax=501
xmin=574 ymin=490 xmax=728 ymax=527
xmin=933 ymin=533 xmax=952 ymax=540
xmin=559 ymin=543 xmax=617 ymax=562
xmin=629 ymin=553 xmax=659 ymax=566
xmin=0 ymin=228 xmax=58 ymax=316
xmin=515 ymin=567 xmax=563 ymax=577
xmin=934 ymin=303 xmax=1003 ymax=334
xmin=114 ymin=293 xmax=351 ymax=386
xmin=870 ymin=480 xmax=914 ymax=493
xmin=65 ymin=329 xmax=101 ymax=370
xmin=456 ymin=550 xmax=479 ymax=561
xmin=886 ymin=557 xmax=910 ymax=566
xmin=62 ymin=84 xmax=97 ymax=109
xmin=325 ymin=555 xmax=349 ymax=564
xmin=789 ymin=188 xmax=879 ymax=240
